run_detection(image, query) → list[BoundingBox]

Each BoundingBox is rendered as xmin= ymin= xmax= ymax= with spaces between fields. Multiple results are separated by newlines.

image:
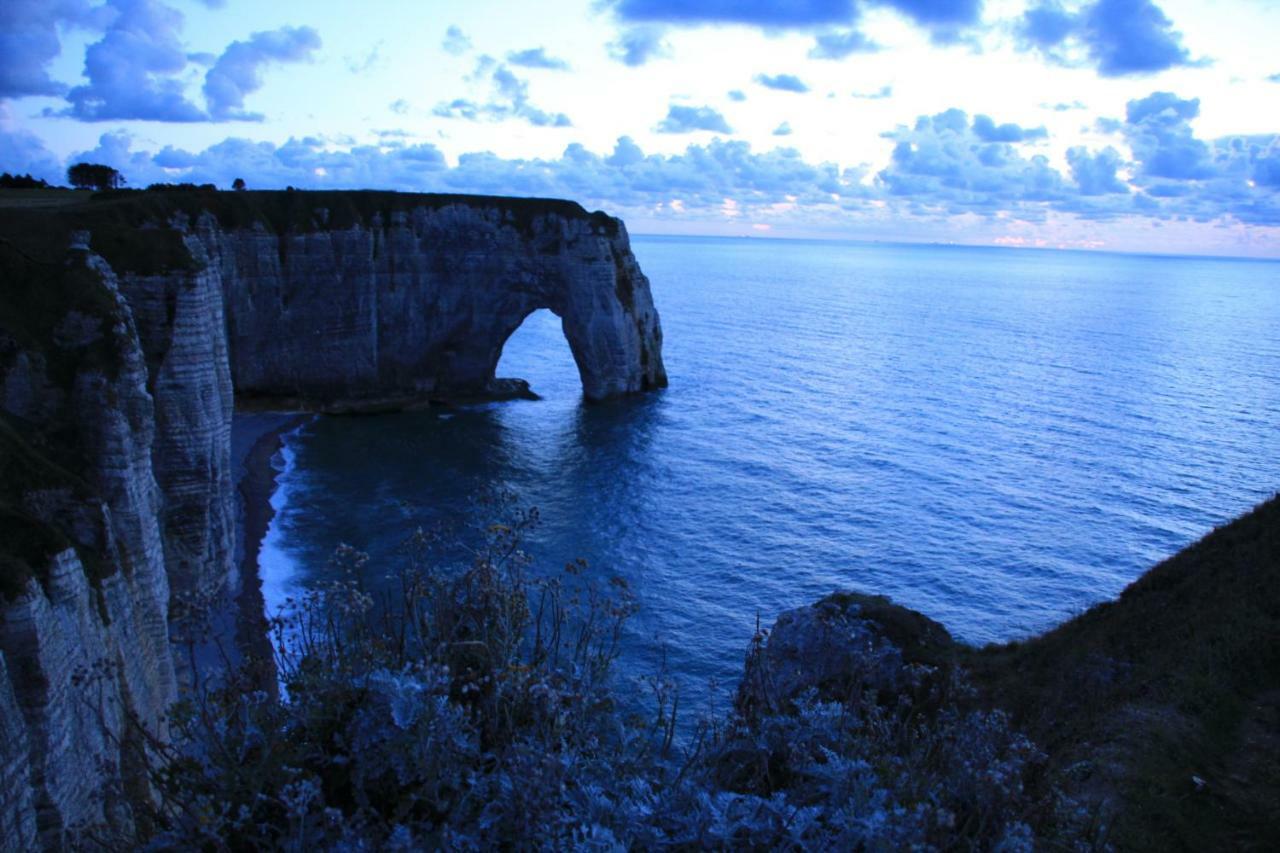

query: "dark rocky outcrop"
xmin=736 ymin=592 xmax=955 ymax=718
xmin=0 ymin=190 xmax=667 ymax=845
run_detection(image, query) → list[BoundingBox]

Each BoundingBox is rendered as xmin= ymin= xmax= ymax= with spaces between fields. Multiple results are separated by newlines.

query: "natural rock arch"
xmin=198 ymin=197 xmax=667 ymax=408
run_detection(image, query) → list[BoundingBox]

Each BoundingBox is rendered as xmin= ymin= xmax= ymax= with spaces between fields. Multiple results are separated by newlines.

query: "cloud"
xmin=609 ymin=0 xmax=859 ymax=27
xmin=971 ymin=114 xmax=1047 ymax=143
xmin=755 ymin=73 xmax=810 ymax=93
xmin=773 ymin=121 xmax=793 ymax=136
xmin=655 ymin=104 xmax=733 ymax=133
xmin=852 ymin=85 xmax=893 ymax=99
xmin=34 ymin=0 xmax=316 ymax=123
xmin=606 ymin=0 xmax=982 ymax=42
xmin=345 ymin=42 xmax=384 ymax=75
xmin=1042 ymin=100 xmax=1086 ymax=111
xmin=809 ymin=29 xmax=880 ymax=59
xmin=507 ymin=47 xmax=570 ymax=70
xmin=874 ymin=106 xmax=1131 ymax=220
xmin=0 ymin=116 xmax=63 ymax=181
xmin=871 ymin=0 xmax=984 ymax=42
xmin=1017 ymin=0 xmax=1196 ymax=77
xmin=1122 ymin=91 xmax=1213 ymax=180
xmin=62 ymin=0 xmax=206 ymax=121
xmin=389 ymin=98 xmax=409 ymax=115
xmin=203 ymin=26 xmax=321 ymax=120
xmin=11 ymin=89 xmax=1275 ymax=237
xmin=607 ymin=27 xmax=671 ymax=66
xmin=1082 ymin=0 xmax=1196 ymax=75
xmin=1266 ymin=72 xmax=1280 ymax=83
xmin=728 ymin=89 xmax=747 ymax=101
xmin=1066 ymin=146 xmax=1127 ymax=194
xmin=434 ymin=61 xmax=572 ymax=127
xmin=0 ymin=0 xmax=114 ymax=100
xmin=442 ymin=25 xmax=471 ymax=56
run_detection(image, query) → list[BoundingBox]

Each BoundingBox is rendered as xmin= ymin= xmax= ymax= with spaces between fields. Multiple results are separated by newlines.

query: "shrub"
xmin=93 ymin=501 xmax=1094 ymax=849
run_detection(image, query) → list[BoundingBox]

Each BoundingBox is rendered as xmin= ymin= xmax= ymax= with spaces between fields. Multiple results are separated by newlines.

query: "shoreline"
xmin=232 ymin=412 xmax=311 ymax=693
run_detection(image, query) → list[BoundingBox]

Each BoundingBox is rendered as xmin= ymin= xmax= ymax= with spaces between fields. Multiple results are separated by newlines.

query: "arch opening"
xmin=493 ymin=308 xmax=583 ymax=401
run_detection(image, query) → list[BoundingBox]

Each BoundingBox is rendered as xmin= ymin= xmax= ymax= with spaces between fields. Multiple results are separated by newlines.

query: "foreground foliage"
xmin=103 ymin=502 xmax=1091 ymax=850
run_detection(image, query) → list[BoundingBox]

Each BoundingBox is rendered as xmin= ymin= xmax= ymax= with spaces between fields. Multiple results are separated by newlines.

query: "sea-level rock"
xmin=0 ymin=190 xmax=667 ymax=846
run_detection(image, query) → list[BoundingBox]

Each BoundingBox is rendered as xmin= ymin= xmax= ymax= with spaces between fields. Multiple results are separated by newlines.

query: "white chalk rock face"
xmin=0 ymin=192 xmax=667 ymax=846
xmin=192 ymin=200 xmax=667 ymax=406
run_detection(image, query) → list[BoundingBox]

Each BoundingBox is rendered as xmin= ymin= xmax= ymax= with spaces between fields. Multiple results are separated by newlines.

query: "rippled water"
xmin=259 ymin=236 xmax=1280 ymax=694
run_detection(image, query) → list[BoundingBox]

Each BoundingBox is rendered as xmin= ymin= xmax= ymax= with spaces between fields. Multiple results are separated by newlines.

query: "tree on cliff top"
xmin=67 ymin=163 xmax=124 ymax=191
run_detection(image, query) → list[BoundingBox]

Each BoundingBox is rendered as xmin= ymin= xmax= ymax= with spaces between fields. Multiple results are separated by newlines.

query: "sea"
xmin=256 ymin=236 xmax=1280 ymax=700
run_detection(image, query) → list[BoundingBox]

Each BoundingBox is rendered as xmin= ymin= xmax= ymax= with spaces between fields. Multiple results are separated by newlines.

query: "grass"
xmin=968 ymin=494 xmax=1280 ymax=848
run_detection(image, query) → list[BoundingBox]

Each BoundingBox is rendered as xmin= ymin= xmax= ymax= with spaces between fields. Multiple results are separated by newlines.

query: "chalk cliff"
xmin=0 ymin=190 xmax=667 ymax=846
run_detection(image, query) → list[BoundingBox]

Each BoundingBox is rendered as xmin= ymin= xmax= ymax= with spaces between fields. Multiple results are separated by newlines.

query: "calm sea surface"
xmin=258 ymin=236 xmax=1280 ymax=695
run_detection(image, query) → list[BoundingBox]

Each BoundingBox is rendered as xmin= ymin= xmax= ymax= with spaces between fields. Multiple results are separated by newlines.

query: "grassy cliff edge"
xmin=970 ymin=493 xmax=1280 ymax=848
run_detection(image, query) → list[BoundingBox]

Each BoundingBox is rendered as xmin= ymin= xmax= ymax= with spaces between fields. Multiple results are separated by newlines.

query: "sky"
xmin=3 ymin=0 xmax=1280 ymax=257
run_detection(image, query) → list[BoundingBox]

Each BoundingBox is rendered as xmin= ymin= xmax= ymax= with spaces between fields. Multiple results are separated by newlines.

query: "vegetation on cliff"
xmin=0 ymin=187 xmax=622 ymax=281
xmin=970 ymin=494 xmax=1280 ymax=849
xmin=86 ymin=500 xmax=1087 ymax=850
xmin=74 ymin=492 xmax=1272 ymax=849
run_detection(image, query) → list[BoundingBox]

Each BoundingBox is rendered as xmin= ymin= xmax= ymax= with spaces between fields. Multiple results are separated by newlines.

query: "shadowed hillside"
xmin=971 ymin=494 xmax=1280 ymax=849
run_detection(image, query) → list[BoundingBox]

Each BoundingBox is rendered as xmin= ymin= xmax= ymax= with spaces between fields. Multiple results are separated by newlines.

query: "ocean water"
xmin=258 ymin=236 xmax=1280 ymax=696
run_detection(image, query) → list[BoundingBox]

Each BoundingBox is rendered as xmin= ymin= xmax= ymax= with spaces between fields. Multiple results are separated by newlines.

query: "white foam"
xmin=257 ymin=422 xmax=306 ymax=623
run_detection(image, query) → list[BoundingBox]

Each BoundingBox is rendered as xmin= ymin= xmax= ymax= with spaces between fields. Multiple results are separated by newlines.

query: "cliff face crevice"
xmin=0 ymin=191 xmax=667 ymax=846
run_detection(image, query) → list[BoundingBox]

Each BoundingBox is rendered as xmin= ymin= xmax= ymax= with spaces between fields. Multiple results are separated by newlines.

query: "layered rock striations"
xmin=1 ymin=243 xmax=177 ymax=846
xmin=0 ymin=190 xmax=666 ymax=846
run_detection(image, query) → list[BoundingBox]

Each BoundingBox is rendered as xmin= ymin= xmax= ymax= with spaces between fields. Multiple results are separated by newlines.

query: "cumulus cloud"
xmin=23 ymin=0 xmax=316 ymax=122
xmin=972 ymin=114 xmax=1047 ymax=143
xmin=203 ymin=26 xmax=321 ymax=120
xmin=1122 ymin=92 xmax=1213 ymax=180
xmin=0 ymin=115 xmax=63 ymax=181
xmin=442 ymin=25 xmax=472 ymax=56
xmin=1017 ymin=0 xmax=1196 ymax=77
xmin=1066 ymin=146 xmax=1126 ymax=194
xmin=0 ymin=0 xmax=113 ymax=100
xmin=61 ymin=0 xmax=206 ymax=121
xmin=755 ymin=73 xmax=810 ymax=93
xmin=607 ymin=27 xmax=671 ymax=66
xmin=655 ymin=104 xmax=733 ymax=133
xmin=434 ymin=61 xmax=572 ymax=127
xmin=507 ymin=47 xmax=570 ymax=70
xmin=876 ymin=108 xmax=1070 ymax=218
xmin=728 ymin=89 xmax=747 ymax=101
xmin=772 ymin=122 xmax=793 ymax=136
xmin=6 ymin=87 xmax=1275 ymax=239
xmin=809 ymin=30 xmax=880 ymax=59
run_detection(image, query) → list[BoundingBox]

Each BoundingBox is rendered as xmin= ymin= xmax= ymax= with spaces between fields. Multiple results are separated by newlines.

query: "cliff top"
xmin=0 ymin=187 xmax=623 ymax=276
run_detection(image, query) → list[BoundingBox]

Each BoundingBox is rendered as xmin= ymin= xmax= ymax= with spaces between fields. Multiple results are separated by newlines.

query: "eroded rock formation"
xmin=0 ymin=190 xmax=666 ymax=845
